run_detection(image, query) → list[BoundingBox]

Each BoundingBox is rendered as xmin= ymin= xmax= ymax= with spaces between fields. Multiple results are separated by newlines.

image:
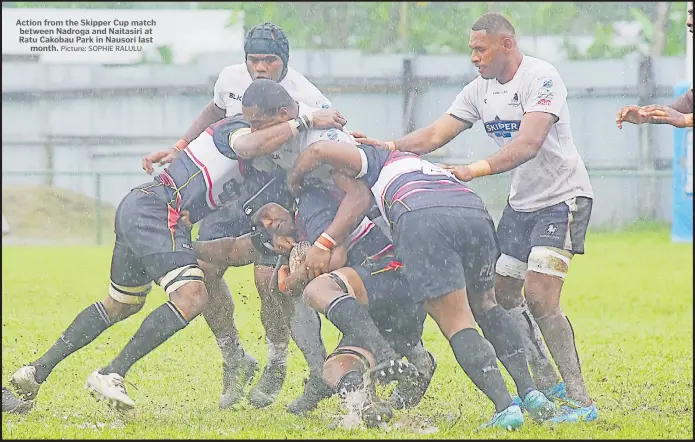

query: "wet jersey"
xmin=356 ymin=144 xmax=487 ymax=226
xmin=295 ymin=186 xmax=393 ymax=266
xmin=446 ymin=55 xmax=593 ymax=212
xmin=154 ymin=116 xmax=272 ymax=224
xmin=213 ymin=64 xmax=331 ymax=116
xmin=246 ymin=102 xmax=357 ymax=187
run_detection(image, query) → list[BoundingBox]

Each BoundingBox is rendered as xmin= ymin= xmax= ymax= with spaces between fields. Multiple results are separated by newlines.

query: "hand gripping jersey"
xmin=154 ymin=115 xmax=276 ymax=224
xmin=446 ymin=55 xmax=593 ymax=212
xmin=355 ymin=144 xmax=487 ymax=227
xmin=248 ymin=102 xmax=357 ymax=188
xmin=213 ymin=64 xmax=332 ymax=116
xmin=294 ymin=187 xmax=393 ymax=266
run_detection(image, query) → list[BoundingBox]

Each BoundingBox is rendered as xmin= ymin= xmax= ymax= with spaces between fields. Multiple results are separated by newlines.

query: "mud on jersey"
xmin=356 ymin=144 xmax=487 ymax=227
xmin=154 ymin=115 xmax=275 ymax=224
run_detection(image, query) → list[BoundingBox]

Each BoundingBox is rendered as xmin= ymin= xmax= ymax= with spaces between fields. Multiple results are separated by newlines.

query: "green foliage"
xmin=4 ymin=2 xmax=689 ymax=57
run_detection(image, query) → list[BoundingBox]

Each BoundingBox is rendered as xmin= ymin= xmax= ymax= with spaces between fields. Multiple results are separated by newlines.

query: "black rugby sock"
xmin=325 ymin=296 xmax=399 ymax=364
xmin=289 ymin=298 xmax=326 ymax=379
xmin=101 ymin=301 xmax=188 ymax=377
xmin=449 ymin=328 xmax=513 ymax=413
xmin=33 ymin=302 xmax=112 ymax=383
xmin=477 ymin=305 xmax=535 ymax=399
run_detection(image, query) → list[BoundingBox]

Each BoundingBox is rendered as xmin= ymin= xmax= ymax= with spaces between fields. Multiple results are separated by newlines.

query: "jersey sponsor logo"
xmin=508 ymin=92 xmax=521 ymax=107
xmin=537 ymin=98 xmax=552 ymax=106
xmin=484 ymin=116 xmax=521 ymax=138
xmin=537 ymin=89 xmax=554 ymax=99
xmin=542 ymin=79 xmax=553 ymax=89
xmin=228 ymin=92 xmax=243 ymax=101
xmin=323 ymin=129 xmax=338 ymax=140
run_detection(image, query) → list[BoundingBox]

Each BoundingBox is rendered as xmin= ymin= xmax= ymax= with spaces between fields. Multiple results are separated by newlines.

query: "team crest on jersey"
xmin=323 ymin=129 xmax=338 ymax=140
xmin=508 ymin=92 xmax=520 ymax=107
xmin=484 ymin=116 xmax=521 ymax=138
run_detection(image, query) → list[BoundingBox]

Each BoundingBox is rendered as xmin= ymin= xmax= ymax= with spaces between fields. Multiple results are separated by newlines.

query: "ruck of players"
xmin=4 ymin=9 xmax=694 ymax=431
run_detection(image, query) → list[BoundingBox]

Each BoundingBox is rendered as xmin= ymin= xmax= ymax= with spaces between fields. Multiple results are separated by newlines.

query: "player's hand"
xmin=310 ymin=108 xmax=347 ymax=130
xmin=179 ymin=210 xmax=193 ymax=228
xmin=286 ymin=175 xmax=304 ymax=198
xmin=272 ymin=234 xmax=296 ymax=255
xmin=350 ymin=131 xmax=388 ymax=149
xmin=616 ymin=105 xmax=649 ymax=129
xmin=304 ymin=244 xmax=331 ymax=277
xmin=442 ymin=164 xmax=475 ymax=182
xmin=277 ymin=265 xmax=292 ymax=295
xmin=638 ymin=105 xmax=690 ymax=128
xmin=142 ymin=147 xmax=180 ymax=174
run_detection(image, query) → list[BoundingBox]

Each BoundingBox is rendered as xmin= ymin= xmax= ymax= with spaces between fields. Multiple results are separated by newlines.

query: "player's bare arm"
xmin=233 ymin=107 xmax=347 ymax=160
xmin=444 ymin=111 xmax=556 ymax=182
xmin=351 ymin=114 xmax=472 ymax=155
xmin=286 ymin=140 xmax=364 ymax=195
xmin=142 ymin=102 xmax=226 ymax=174
xmin=193 ymin=232 xmax=266 ymax=267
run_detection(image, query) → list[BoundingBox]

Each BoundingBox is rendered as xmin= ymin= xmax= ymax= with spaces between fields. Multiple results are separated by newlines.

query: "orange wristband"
xmin=468 ymin=160 xmax=492 ymax=178
xmin=315 ymin=235 xmax=335 ymax=251
xmin=174 ymin=139 xmax=189 ymax=152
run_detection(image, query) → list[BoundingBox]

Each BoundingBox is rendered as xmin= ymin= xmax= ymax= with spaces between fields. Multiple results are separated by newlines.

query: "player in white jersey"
xmin=140 ymin=23 xmax=345 ymax=411
xmin=352 ymin=13 xmax=597 ymax=423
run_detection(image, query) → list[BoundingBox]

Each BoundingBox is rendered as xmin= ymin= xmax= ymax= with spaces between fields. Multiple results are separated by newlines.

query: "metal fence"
xmin=1 ymin=52 xmax=688 ymax=244
xmin=1 ymin=169 xmax=673 ymax=246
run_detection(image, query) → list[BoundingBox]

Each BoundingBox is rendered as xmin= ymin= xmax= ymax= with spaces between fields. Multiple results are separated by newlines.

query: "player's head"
xmin=242 ymin=79 xmax=298 ymax=131
xmin=244 ymin=22 xmax=290 ymax=82
xmin=252 ymin=202 xmax=296 ymax=237
xmin=687 ymin=6 xmax=693 ymax=34
xmin=469 ymin=12 xmax=518 ymax=80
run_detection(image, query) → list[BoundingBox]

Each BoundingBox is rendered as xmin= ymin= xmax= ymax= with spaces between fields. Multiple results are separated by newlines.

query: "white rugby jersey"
xmin=213 ymin=64 xmax=331 ymax=116
xmin=248 ymin=102 xmax=357 ymax=187
xmin=447 ymin=55 xmax=593 ymax=212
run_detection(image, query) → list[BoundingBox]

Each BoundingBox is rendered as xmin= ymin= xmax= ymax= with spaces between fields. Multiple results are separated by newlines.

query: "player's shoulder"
xmin=216 ymin=63 xmax=251 ymax=83
xmin=521 ymin=56 xmax=561 ymax=79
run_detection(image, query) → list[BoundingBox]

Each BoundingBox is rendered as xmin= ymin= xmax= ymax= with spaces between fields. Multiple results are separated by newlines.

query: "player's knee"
xmin=495 ymin=253 xmax=528 ymax=280
xmin=106 ymin=280 xmax=151 ymax=321
xmin=159 ymin=265 xmax=207 ymax=316
xmin=323 ymin=347 xmax=374 ymax=391
xmin=103 ymin=292 xmax=146 ymax=322
xmin=303 ymin=273 xmax=345 ymax=314
xmin=527 ymin=246 xmax=572 ymax=280
xmin=468 ymin=287 xmax=498 ymax=319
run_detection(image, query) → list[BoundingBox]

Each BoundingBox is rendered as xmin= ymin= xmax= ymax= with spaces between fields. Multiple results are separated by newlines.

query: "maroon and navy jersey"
xmin=295 ymin=186 xmax=393 ymax=265
xmin=355 ymin=144 xmax=487 ymax=226
xmin=152 ymin=115 xmax=275 ymax=223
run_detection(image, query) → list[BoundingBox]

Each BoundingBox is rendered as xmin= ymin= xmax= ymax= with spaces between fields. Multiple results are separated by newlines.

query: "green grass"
xmin=2 ymin=227 xmax=692 ymax=439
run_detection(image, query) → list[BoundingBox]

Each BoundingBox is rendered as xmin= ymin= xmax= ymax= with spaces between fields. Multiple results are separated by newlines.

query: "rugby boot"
xmin=219 ymin=351 xmax=259 ymax=409
xmin=388 ymin=350 xmax=436 ymax=410
xmin=286 ymin=375 xmax=334 ymax=414
xmin=10 ymin=366 xmax=41 ymax=401
xmin=248 ymin=362 xmax=287 ymax=408
xmin=337 ymin=373 xmax=392 ymax=429
xmin=84 ymin=370 xmax=135 ymax=411
xmin=521 ymin=390 xmax=556 ymax=422
xmin=2 ymin=387 xmax=34 ymax=414
xmin=551 ymin=397 xmax=598 ymax=423
xmin=512 ymin=381 xmax=567 ymax=408
xmin=370 ymin=358 xmax=420 ymax=386
xmin=479 ymin=404 xmax=524 ymax=431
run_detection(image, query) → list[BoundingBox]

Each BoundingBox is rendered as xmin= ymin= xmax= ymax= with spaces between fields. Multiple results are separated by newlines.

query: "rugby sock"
xmin=449 ymin=328 xmax=512 ymax=413
xmin=535 ymin=308 xmax=592 ymax=405
xmin=507 ymin=300 xmax=560 ymax=390
xmin=325 ymin=295 xmax=400 ymax=364
xmin=33 ymin=302 xmax=112 ymax=383
xmin=477 ymin=305 xmax=535 ymax=398
xmin=267 ymin=339 xmax=289 ymax=367
xmin=289 ymin=298 xmax=326 ymax=379
xmin=101 ymin=301 xmax=188 ymax=377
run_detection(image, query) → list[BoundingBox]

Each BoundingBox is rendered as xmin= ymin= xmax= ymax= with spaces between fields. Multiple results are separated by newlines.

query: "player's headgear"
xmin=244 ymin=22 xmax=290 ymax=81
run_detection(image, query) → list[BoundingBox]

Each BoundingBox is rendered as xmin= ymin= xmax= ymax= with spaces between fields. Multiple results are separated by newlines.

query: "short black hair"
xmin=471 ymin=12 xmax=516 ymax=35
xmin=242 ymin=78 xmax=295 ymax=115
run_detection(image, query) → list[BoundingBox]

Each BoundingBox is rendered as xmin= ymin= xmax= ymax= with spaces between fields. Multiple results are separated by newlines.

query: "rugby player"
xmin=254 ymin=186 xmax=436 ymax=423
xmin=141 ymin=22 xmax=342 ymax=410
xmin=8 ymin=112 xmax=339 ymax=411
xmin=351 ymin=13 xmax=597 ymax=423
xmin=283 ymin=134 xmax=558 ymax=430
xmin=616 ymin=5 xmax=693 ymax=129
